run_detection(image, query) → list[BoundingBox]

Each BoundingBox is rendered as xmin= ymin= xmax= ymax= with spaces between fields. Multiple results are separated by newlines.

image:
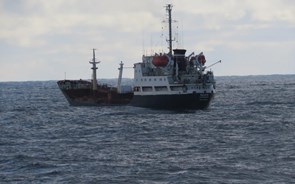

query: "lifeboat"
xmin=198 ymin=55 xmax=206 ymax=65
xmin=152 ymin=55 xmax=168 ymax=67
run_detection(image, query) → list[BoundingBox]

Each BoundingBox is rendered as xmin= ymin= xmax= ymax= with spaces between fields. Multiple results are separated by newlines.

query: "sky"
xmin=0 ymin=0 xmax=294 ymax=81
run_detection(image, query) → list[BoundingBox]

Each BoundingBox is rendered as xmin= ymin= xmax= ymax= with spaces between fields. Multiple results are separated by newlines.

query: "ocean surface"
xmin=0 ymin=75 xmax=295 ymax=183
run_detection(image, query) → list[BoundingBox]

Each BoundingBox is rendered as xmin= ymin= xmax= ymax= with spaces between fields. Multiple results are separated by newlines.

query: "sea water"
xmin=0 ymin=75 xmax=294 ymax=183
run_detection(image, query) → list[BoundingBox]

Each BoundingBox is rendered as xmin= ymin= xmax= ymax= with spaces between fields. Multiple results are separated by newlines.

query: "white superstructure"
xmin=130 ymin=4 xmax=220 ymax=110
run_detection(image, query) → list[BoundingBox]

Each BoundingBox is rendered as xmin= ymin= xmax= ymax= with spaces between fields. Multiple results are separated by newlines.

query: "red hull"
xmin=57 ymin=80 xmax=133 ymax=106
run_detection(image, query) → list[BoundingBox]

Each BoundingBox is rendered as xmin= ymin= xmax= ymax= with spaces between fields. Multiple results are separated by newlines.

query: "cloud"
xmin=0 ymin=0 xmax=161 ymax=48
xmin=246 ymin=0 xmax=295 ymax=23
xmin=0 ymin=0 xmax=294 ymax=81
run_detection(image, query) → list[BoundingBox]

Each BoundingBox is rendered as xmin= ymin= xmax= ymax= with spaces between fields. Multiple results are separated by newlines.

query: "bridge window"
xmin=142 ymin=86 xmax=153 ymax=92
xmin=155 ymin=86 xmax=168 ymax=91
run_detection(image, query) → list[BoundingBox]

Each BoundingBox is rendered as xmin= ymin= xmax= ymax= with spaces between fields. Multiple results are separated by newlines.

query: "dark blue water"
xmin=1 ymin=75 xmax=295 ymax=183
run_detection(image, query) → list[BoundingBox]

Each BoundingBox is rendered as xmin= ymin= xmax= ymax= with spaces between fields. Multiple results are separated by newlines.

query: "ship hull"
xmin=130 ymin=93 xmax=214 ymax=110
xmin=57 ymin=80 xmax=133 ymax=106
xmin=59 ymin=89 xmax=133 ymax=106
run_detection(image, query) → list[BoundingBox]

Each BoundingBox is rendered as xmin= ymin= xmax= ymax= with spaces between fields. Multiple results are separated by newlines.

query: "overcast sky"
xmin=0 ymin=0 xmax=294 ymax=81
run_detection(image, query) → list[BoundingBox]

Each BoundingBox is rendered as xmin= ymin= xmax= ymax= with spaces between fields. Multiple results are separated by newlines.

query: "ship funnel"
xmin=173 ymin=49 xmax=186 ymax=57
xmin=173 ymin=49 xmax=187 ymax=72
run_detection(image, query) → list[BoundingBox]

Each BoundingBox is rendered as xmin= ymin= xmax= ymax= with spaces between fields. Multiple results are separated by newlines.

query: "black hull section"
xmin=130 ymin=93 xmax=214 ymax=110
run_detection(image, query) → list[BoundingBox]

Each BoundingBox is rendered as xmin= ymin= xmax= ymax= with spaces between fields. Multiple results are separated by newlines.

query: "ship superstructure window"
xmin=142 ymin=86 xmax=153 ymax=92
xmin=193 ymin=85 xmax=202 ymax=90
xmin=170 ymin=86 xmax=183 ymax=91
xmin=155 ymin=86 xmax=168 ymax=91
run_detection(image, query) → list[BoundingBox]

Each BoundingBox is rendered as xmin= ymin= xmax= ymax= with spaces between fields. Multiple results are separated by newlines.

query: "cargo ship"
xmin=129 ymin=4 xmax=221 ymax=110
xmin=57 ymin=49 xmax=133 ymax=106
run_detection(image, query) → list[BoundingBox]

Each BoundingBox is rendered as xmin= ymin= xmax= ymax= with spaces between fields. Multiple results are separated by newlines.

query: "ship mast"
xmin=89 ymin=49 xmax=100 ymax=91
xmin=117 ymin=61 xmax=124 ymax=93
xmin=166 ymin=4 xmax=173 ymax=55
